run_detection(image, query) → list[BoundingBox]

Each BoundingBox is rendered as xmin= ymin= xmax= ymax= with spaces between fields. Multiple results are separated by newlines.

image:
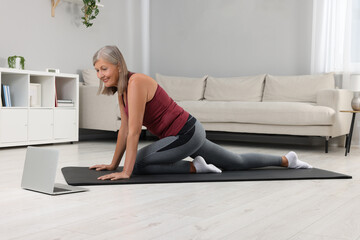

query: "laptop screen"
xmin=21 ymin=147 xmax=59 ymax=193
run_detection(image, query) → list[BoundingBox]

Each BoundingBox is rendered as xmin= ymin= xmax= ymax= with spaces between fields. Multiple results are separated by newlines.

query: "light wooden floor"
xmin=1 ymin=138 xmax=360 ymax=240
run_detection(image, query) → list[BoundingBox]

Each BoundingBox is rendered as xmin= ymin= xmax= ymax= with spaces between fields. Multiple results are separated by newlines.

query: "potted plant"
xmin=82 ymin=0 xmax=101 ymax=28
xmin=8 ymin=56 xmax=25 ymax=70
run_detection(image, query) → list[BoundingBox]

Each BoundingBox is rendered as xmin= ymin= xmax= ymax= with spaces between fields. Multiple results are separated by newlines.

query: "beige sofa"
xmin=79 ymin=69 xmax=120 ymax=131
xmin=79 ymin=70 xmax=353 ymax=151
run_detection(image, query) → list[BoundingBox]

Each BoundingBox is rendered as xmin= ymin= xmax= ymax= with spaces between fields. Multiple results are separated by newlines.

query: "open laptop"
xmin=21 ymin=146 xmax=88 ymax=195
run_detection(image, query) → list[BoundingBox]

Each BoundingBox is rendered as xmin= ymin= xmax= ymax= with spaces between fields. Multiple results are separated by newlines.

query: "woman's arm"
xmin=122 ymin=77 xmax=147 ymax=176
xmin=97 ymin=75 xmax=148 ymax=180
xmin=89 ymin=93 xmax=129 ymax=171
xmin=108 ymin=93 xmax=129 ymax=169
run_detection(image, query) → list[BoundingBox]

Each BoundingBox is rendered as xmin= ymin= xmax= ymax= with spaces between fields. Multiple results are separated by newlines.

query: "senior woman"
xmin=89 ymin=45 xmax=312 ymax=180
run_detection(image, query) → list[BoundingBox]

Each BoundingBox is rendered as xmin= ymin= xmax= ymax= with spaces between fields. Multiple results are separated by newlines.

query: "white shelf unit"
xmin=0 ymin=68 xmax=79 ymax=147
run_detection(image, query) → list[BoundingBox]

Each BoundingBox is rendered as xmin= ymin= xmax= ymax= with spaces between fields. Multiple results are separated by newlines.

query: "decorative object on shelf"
xmin=350 ymin=74 xmax=360 ymax=111
xmin=81 ymin=0 xmax=101 ymax=27
xmin=46 ymin=68 xmax=60 ymax=73
xmin=8 ymin=56 xmax=25 ymax=70
xmin=30 ymin=83 xmax=42 ymax=107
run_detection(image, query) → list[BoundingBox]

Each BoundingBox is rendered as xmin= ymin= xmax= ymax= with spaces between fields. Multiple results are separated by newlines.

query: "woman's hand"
xmin=89 ymin=164 xmax=116 ymax=171
xmin=97 ymin=171 xmax=131 ymax=181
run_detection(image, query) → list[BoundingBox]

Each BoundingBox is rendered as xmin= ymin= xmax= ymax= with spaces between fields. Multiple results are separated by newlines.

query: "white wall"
xmin=0 ymin=0 xmax=313 ymax=79
xmin=3 ymin=0 xmax=357 ymax=145
xmin=0 ymin=0 xmax=144 ymax=79
xmin=150 ymin=0 xmax=313 ymax=78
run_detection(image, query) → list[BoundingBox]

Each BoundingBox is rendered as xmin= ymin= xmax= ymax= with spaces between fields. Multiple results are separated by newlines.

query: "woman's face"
xmin=94 ymin=58 xmax=120 ymax=88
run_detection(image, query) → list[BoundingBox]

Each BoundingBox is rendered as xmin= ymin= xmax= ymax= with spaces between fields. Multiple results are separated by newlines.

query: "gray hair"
xmin=93 ymin=45 xmax=128 ymax=95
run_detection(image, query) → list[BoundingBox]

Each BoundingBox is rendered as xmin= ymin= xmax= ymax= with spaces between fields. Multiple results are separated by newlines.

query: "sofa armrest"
xmin=317 ymin=89 xmax=353 ymax=111
xmin=79 ymin=85 xmax=120 ymax=131
xmin=317 ymin=89 xmax=353 ymax=138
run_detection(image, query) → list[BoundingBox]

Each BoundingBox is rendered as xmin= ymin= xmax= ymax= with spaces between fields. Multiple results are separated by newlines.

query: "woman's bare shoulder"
xmin=128 ymin=73 xmax=157 ymax=101
xmin=128 ymin=73 xmax=157 ymax=87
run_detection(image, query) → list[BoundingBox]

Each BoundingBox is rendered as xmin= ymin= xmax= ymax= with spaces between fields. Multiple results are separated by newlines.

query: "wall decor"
xmin=51 ymin=0 xmax=102 ymax=27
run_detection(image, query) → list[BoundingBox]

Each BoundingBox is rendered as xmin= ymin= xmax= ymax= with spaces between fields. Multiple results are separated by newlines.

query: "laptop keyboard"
xmin=53 ymin=187 xmax=71 ymax=192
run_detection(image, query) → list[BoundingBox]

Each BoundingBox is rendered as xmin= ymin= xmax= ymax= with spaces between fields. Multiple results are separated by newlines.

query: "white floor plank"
xmin=298 ymin=195 xmax=360 ymax=240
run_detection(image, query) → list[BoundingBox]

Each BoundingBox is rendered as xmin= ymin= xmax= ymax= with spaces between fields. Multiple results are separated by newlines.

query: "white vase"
xmin=352 ymin=92 xmax=360 ymax=111
xmin=15 ymin=57 xmax=21 ymax=69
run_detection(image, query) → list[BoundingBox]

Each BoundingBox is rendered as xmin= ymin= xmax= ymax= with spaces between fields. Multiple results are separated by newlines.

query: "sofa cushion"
xmin=155 ymin=73 xmax=207 ymax=101
xmin=82 ymin=69 xmax=99 ymax=86
xmin=177 ymin=101 xmax=335 ymax=126
xmin=263 ymin=73 xmax=335 ymax=103
xmin=204 ymin=75 xmax=265 ymax=102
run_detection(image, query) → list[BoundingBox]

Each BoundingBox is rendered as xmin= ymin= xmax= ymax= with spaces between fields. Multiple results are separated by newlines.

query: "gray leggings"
xmin=133 ymin=117 xmax=282 ymax=175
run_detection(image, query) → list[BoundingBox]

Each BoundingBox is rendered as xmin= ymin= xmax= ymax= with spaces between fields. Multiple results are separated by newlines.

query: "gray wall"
xmin=0 ymin=0 xmax=144 ymax=79
xmin=150 ymin=0 xmax=313 ymax=77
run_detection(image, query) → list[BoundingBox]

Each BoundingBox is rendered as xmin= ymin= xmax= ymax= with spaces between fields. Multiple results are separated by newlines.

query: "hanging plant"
xmin=81 ymin=0 xmax=101 ymax=28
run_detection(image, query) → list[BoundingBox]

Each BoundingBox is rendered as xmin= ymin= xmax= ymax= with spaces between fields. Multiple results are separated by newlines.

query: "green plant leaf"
xmin=81 ymin=0 xmax=100 ymax=28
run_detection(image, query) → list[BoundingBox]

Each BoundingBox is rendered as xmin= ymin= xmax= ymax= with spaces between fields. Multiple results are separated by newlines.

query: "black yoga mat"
xmin=61 ymin=167 xmax=351 ymax=186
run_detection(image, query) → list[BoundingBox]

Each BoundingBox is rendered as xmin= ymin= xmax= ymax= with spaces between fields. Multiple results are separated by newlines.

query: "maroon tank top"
xmin=123 ymin=74 xmax=189 ymax=139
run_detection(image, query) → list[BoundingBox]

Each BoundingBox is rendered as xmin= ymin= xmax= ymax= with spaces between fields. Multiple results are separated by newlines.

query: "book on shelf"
xmin=55 ymin=83 xmax=58 ymax=107
xmin=7 ymin=85 xmax=11 ymax=107
xmin=57 ymin=103 xmax=74 ymax=107
xmin=4 ymin=85 xmax=8 ymax=107
xmin=57 ymin=99 xmax=73 ymax=103
xmin=57 ymin=99 xmax=74 ymax=107
xmin=2 ymin=84 xmax=6 ymax=107
xmin=0 ymin=84 xmax=4 ymax=107
xmin=2 ymin=84 xmax=11 ymax=107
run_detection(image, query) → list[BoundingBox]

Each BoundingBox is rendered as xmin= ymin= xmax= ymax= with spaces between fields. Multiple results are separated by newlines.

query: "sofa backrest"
xmin=155 ymin=73 xmax=207 ymax=101
xmin=204 ymin=75 xmax=266 ymax=102
xmin=262 ymin=73 xmax=335 ymax=103
xmin=82 ymin=69 xmax=99 ymax=86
